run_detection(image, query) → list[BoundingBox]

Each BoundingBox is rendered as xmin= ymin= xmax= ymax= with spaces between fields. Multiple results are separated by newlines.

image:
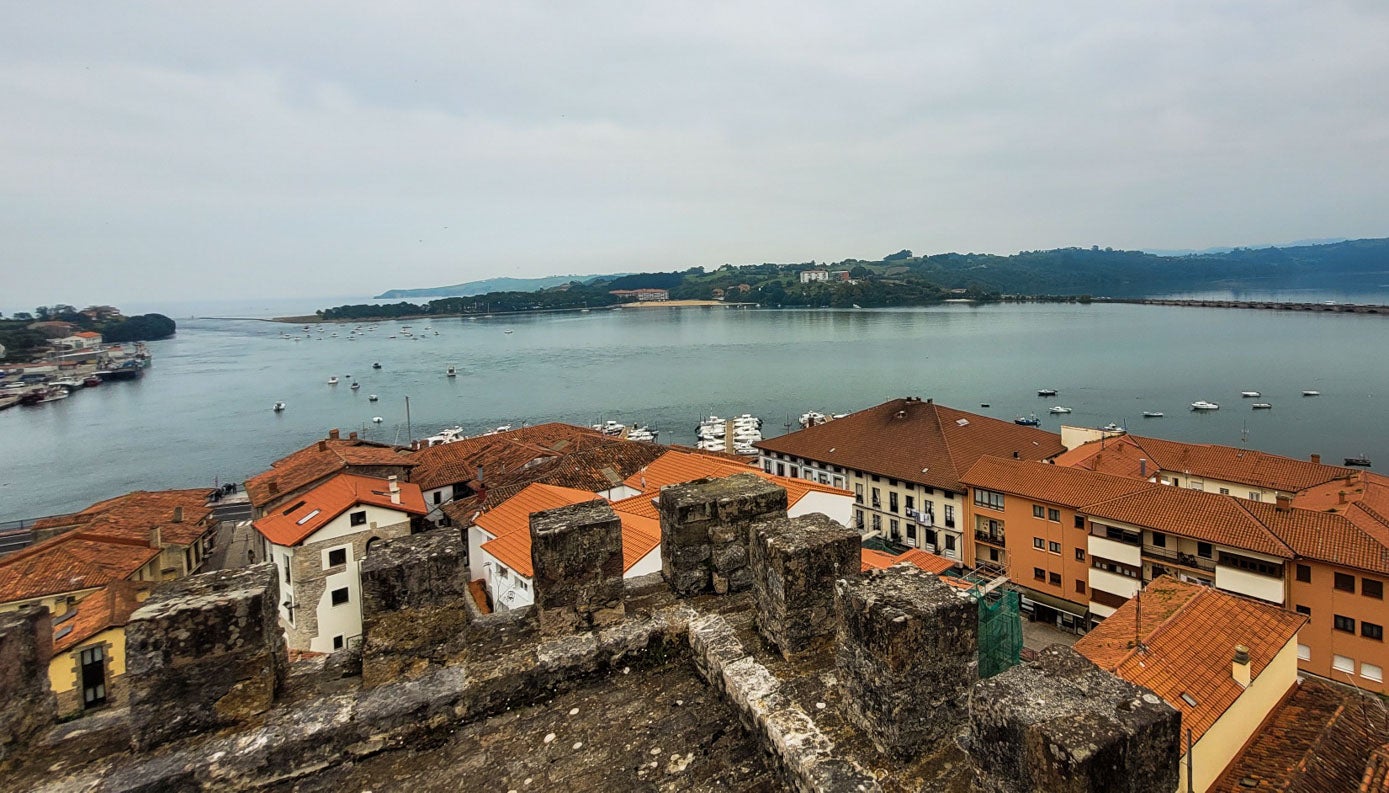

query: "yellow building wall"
xmin=47 ymin=625 xmax=127 ymax=696
xmin=1180 ymin=638 xmax=1299 ymax=793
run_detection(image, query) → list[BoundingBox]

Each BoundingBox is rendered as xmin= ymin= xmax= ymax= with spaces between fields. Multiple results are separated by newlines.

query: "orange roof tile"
xmin=754 ymin=398 xmax=1066 ymax=493
xmin=623 ymin=449 xmax=852 ymax=508
xmin=608 ymin=493 xmax=659 ymax=520
xmin=409 ymin=423 xmax=604 ymax=491
xmin=29 ymin=489 xmax=215 ymax=547
xmin=860 ymin=549 xmax=899 ymax=571
xmin=1243 ymin=500 xmax=1389 ymax=575
xmin=1209 ymin=677 xmax=1389 ymax=793
xmin=1061 ymin=434 xmax=1352 ymax=493
xmin=471 ymin=483 xmax=600 ymax=540
xmin=1076 ymin=576 xmax=1306 ymax=744
xmin=51 ymin=580 xmax=151 ymax=653
xmin=478 ymin=489 xmax=660 ymax=578
xmin=962 ymin=456 xmax=1158 ymax=508
xmin=0 ymin=533 xmax=160 ymax=604
xmin=1087 ymin=486 xmax=1294 ymax=558
xmin=895 ymin=548 xmax=958 ymax=575
xmin=245 ymin=436 xmax=413 ymax=507
xmin=252 ymin=474 xmax=427 ymax=547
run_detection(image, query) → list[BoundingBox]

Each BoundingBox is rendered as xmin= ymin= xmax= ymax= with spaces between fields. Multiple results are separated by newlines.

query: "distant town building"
xmin=799 ymin=270 xmax=829 ymax=283
xmin=56 ymin=331 xmax=103 ymax=351
xmin=830 ymin=271 xmax=851 ymax=281
xmin=608 ymin=288 xmax=669 ymax=301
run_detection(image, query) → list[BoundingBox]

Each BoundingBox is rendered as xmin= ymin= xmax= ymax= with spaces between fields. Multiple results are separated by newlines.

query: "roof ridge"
xmin=1229 ymin=497 xmax=1298 ymax=556
xmin=931 ymin=402 xmax=968 ymax=484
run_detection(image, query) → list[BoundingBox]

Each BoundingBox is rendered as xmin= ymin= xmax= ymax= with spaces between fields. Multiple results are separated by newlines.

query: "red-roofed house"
xmin=252 ymin=473 xmax=427 ymax=652
xmin=46 ymin=580 xmax=153 ymax=717
xmin=244 ymin=429 xmax=415 ymax=519
xmin=1076 ymin=577 xmax=1307 ymax=793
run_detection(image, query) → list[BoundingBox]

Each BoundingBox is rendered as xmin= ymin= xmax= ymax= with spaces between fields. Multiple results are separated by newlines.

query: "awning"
xmin=1018 ymin=588 xmax=1090 ymax=619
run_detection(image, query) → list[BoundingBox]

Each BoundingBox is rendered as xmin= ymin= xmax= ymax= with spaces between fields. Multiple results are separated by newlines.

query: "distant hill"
xmin=1142 ymin=238 xmax=1349 ymax=257
xmin=374 ymin=273 xmax=627 ymax=299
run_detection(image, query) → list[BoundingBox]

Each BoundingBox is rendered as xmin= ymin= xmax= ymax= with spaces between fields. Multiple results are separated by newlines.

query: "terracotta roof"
xmin=51 ymin=580 xmax=151 ymax=653
xmin=622 ymin=449 xmax=853 ymax=507
xmin=74 ymin=331 xmax=102 ymax=339
xmin=29 ymin=489 xmax=214 ymax=546
xmin=252 ymin=474 xmax=426 ymax=547
xmin=476 ymin=486 xmax=660 ymax=578
xmin=458 ymin=435 xmax=668 ymax=510
xmin=1243 ymin=500 xmax=1389 ymax=575
xmin=0 ymin=533 xmax=160 ymax=604
xmin=245 ymin=436 xmax=413 ymax=507
xmin=1061 ymin=434 xmax=1351 ymax=493
xmin=1363 ymin=745 xmax=1389 ymax=793
xmin=1087 ymin=486 xmax=1295 ymax=558
xmin=895 ymin=548 xmax=958 ymax=575
xmin=608 ymin=493 xmax=659 ymax=520
xmin=1210 ymin=677 xmax=1389 ymax=793
xmin=860 ymin=549 xmax=899 ymax=571
xmin=754 ymin=398 xmax=1065 ymax=493
xmin=1075 ymin=576 xmax=1306 ymax=744
xmin=409 ymin=423 xmax=603 ymax=492
xmin=961 ymin=456 xmax=1158 ymax=508
xmin=1053 ymin=434 xmax=1160 ymax=480
xmin=471 ymin=483 xmax=600 ymax=541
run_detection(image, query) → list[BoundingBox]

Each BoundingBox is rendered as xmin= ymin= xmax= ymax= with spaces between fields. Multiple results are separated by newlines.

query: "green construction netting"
xmin=976 ymin=586 xmax=1022 ymax=679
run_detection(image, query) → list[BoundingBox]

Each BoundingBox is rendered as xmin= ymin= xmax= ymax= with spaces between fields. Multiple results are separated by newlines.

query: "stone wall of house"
xmin=359 ymin=529 xmax=471 ymax=687
xmin=284 ymin=518 xmax=411 ymax=650
xmin=124 ymin=564 xmax=288 ymax=750
xmin=0 ymin=606 xmax=56 ymax=765
xmin=658 ymin=473 xmax=787 ymax=596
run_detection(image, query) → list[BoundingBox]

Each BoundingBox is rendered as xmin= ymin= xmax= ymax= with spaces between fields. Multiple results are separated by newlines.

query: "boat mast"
xmin=405 ymin=396 xmax=413 ymax=447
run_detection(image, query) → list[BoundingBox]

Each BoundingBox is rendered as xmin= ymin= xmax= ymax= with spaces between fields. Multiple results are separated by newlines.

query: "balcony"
xmin=974 ymin=529 xmax=1006 ymax=546
xmin=1142 ymin=545 xmax=1216 ymax=573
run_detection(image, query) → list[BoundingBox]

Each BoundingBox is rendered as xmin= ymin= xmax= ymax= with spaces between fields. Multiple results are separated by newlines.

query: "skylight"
xmin=295 ymin=509 xmax=321 ymax=526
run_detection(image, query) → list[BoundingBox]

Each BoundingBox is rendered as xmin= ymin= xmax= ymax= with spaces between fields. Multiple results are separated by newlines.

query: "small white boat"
xmin=350 ymin=382 xmax=360 ymax=390
xmin=368 ymin=394 xmax=379 ymax=402
xmin=1037 ymin=389 xmax=1057 ymax=397
xmin=1191 ymin=400 xmax=1220 ymax=411
xmin=593 ymin=420 xmax=626 ymax=436
xmin=1252 ymin=403 xmax=1272 ymax=409
xmin=1240 ymin=391 xmax=1261 ymax=398
xmin=1100 ymin=423 xmax=1125 ymax=433
xmin=504 ymin=329 xmax=514 ymax=334
xmin=273 ymin=402 xmax=286 ymax=412
xmin=1142 ymin=411 xmax=1163 ymax=418
xmin=1049 ymin=406 xmax=1072 ymax=414
xmin=327 ymin=376 xmax=338 ymax=385
xmin=372 ymin=416 xmax=383 ymax=423
xmin=446 ymin=366 xmax=457 ymax=377
xmin=1302 ymin=390 xmax=1320 ymax=396
xmin=626 ymin=426 xmax=658 ymax=442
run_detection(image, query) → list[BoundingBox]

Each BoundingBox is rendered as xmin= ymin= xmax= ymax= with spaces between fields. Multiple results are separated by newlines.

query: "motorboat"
xmin=1191 ymin=400 xmax=1220 ymax=411
xmin=593 ymin=420 xmax=626 ymax=436
xmin=1251 ymin=403 xmax=1272 ymax=410
xmin=626 ymin=426 xmax=658 ymax=442
xmin=350 ymin=382 xmax=361 ymax=391
xmin=372 ymin=362 xmax=382 ymax=369
xmin=328 ymin=376 xmax=339 ymax=385
xmin=1240 ymin=391 xmax=1261 ymax=398
xmin=1014 ymin=414 xmax=1040 ymax=426
xmin=368 ymin=394 xmax=379 ymax=402
xmin=1049 ymin=406 xmax=1072 ymax=414
xmin=422 ymin=426 xmax=466 ymax=446
xmin=83 ymin=375 xmax=102 ymax=387
xmin=1345 ymin=455 xmax=1372 ymax=467
xmin=1302 ymin=390 xmax=1320 ymax=396
xmin=799 ymin=411 xmax=828 ymax=428
xmin=1099 ymin=423 xmax=1125 ymax=433
xmin=504 ymin=329 xmax=514 ymax=334
xmin=1037 ymin=389 xmax=1057 ymax=397
xmin=1141 ymin=411 xmax=1164 ymax=418
xmin=273 ymin=402 xmax=286 ymax=412
xmin=372 ymin=416 xmax=383 ymax=424
xmin=446 ymin=366 xmax=457 ymax=377
xmin=37 ymin=389 xmax=69 ymax=403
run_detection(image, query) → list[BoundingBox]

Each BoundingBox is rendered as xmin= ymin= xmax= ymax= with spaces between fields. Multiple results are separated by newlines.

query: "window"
xmin=326 ymin=548 xmax=347 ymax=568
xmin=1295 ymin=605 xmax=1311 ymax=617
xmin=333 ymin=635 xmax=344 ymax=650
xmin=1048 ymin=541 xmax=1061 ymax=554
xmin=283 ymin=561 xmax=291 ymax=585
xmin=1248 ymin=492 xmax=1261 ymax=501
xmin=907 ymin=525 xmax=916 ymax=540
xmin=1074 ymin=515 xmax=1085 ymax=529
xmin=888 ymin=478 xmax=897 ymax=487
xmin=1335 ymin=572 xmax=1356 ymax=592
xmin=905 ymin=495 xmax=915 ymax=511
xmin=889 ymin=492 xmax=899 ymax=513
xmin=1075 ymin=548 xmax=1086 ymax=562
xmin=1033 ymin=505 xmax=1045 ymax=519
xmin=944 ymin=505 xmax=955 ymax=528
xmin=974 ymin=488 xmax=1005 ymax=510
xmin=1219 ymin=487 xmax=1230 ymax=495
xmin=871 ymin=474 xmax=880 ymax=482
xmin=776 ymin=463 xmax=785 ymax=476
xmin=1363 ymin=622 xmax=1383 ymax=641
xmin=1033 ymin=537 xmax=1044 ymax=549
xmin=872 ymin=514 xmax=881 ymax=532
xmin=1297 ymin=644 xmax=1310 ymax=661
xmin=1333 ymin=654 xmax=1354 ymax=674
xmin=1048 ymin=572 xmax=1061 ymax=586
xmin=1151 ymin=532 xmax=1167 ymax=548
xmin=1033 ymin=567 xmax=1046 ymax=581
xmin=349 ymin=510 xmax=367 ymax=526
xmin=1218 ymin=552 xmax=1283 ymax=578
xmin=1363 ymin=663 xmax=1384 ymax=683
xmin=1334 ymin=614 xmax=1356 ymax=633
xmin=1196 ymin=542 xmax=1213 ymax=559
xmin=763 ymin=460 xmax=773 ymax=473
xmin=1296 ymin=564 xmax=1311 ymax=583
xmin=871 ymin=487 xmax=881 ymax=507
xmin=1076 ymin=580 xmax=1086 ymax=594
xmin=944 ymin=535 xmax=956 ymax=552
xmin=1104 ymin=525 xmax=1141 ymax=545
xmin=854 ymin=510 xmax=865 ymax=530
xmin=1047 ymin=508 xmax=1060 ymax=522
xmin=854 ymin=483 xmax=863 ymax=504
xmin=330 ymin=587 xmax=350 ymax=606
xmin=1365 ymin=579 xmax=1384 ymax=599
xmin=889 ymin=519 xmax=899 ymax=536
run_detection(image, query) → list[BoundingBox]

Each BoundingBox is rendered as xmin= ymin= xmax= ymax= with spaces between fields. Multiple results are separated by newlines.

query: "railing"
xmin=1142 ymin=545 xmax=1216 ymax=573
xmin=975 ymin=530 xmax=1006 ymax=546
xmin=0 ymin=519 xmax=39 ymax=556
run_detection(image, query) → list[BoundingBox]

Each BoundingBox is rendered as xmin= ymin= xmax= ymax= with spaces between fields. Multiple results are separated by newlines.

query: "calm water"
xmin=2 ymin=302 xmax=1387 ymax=520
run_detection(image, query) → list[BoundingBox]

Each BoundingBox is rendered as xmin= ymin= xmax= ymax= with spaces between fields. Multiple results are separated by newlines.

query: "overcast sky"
xmin=3 ymin=2 xmax=1387 ymax=310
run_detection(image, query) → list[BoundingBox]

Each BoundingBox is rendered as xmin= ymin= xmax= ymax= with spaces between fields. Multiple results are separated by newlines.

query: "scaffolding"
xmin=971 ymin=575 xmax=1023 ymax=679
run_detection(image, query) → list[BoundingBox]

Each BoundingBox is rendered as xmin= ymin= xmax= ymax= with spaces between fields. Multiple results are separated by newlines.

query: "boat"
xmin=372 ymin=416 xmax=384 ymax=424
xmin=446 ymin=367 xmax=457 ymax=377
xmin=1141 ymin=411 xmax=1164 ymax=418
xmin=83 ymin=375 xmax=102 ymax=387
xmin=368 ymin=394 xmax=379 ymax=402
xmin=18 ymin=390 xmax=46 ymax=406
xmin=1345 ymin=455 xmax=1372 ymax=467
xmin=1037 ymin=389 xmax=1057 ymax=397
xmin=1049 ymin=406 xmax=1072 ymax=414
xmin=504 ymin=329 xmax=514 ymax=335
xmin=37 ymin=389 xmax=69 ymax=404
xmin=273 ymin=402 xmax=286 ymax=412
xmin=328 ymin=376 xmax=339 ymax=385
xmin=593 ymin=420 xmax=626 ymax=436
xmin=1190 ymin=400 xmax=1220 ymax=411
xmin=1100 ymin=423 xmax=1125 ymax=433
xmin=1014 ymin=414 xmax=1040 ymax=426
xmin=422 ymin=426 xmax=466 ymax=446
xmin=626 ymin=426 xmax=658 ymax=442
xmin=51 ymin=379 xmax=84 ymax=390
xmin=350 ymin=382 xmax=360 ymax=391
xmin=1251 ymin=403 xmax=1272 ymax=410
xmin=1240 ymin=391 xmax=1261 ymax=398
xmin=372 ymin=362 xmax=382 ymax=369
xmin=799 ymin=411 xmax=829 ymax=428
xmin=1302 ymin=390 xmax=1320 ymax=396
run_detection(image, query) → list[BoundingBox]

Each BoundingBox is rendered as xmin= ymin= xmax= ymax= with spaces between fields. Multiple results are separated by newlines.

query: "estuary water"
xmin=2 ymin=301 xmax=1387 ymax=521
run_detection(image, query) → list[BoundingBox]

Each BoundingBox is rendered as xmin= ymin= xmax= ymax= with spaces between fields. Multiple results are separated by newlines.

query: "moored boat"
xmin=1252 ymin=403 xmax=1272 ymax=410
xmin=1142 ymin=411 xmax=1164 ymax=418
xmin=1240 ymin=391 xmax=1261 ymax=398
xmin=1302 ymin=390 xmax=1320 ymax=396
xmin=1037 ymin=389 xmax=1057 ymax=397
xmin=1191 ymin=400 xmax=1220 ymax=411
xmin=1014 ymin=414 xmax=1040 ymax=426
xmin=446 ymin=366 xmax=457 ymax=377
xmin=328 ymin=376 xmax=339 ymax=385
xmin=1049 ymin=406 xmax=1072 ymax=414
xmin=273 ymin=401 xmax=286 ymax=412
xmin=1345 ymin=455 xmax=1372 ymax=467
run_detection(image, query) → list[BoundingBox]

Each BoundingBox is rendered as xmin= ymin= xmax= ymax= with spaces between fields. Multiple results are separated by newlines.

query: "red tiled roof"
xmin=252 ymin=474 xmax=426 ymax=547
xmin=471 ymin=483 xmax=600 ymax=541
xmin=0 ymin=533 xmax=160 ymax=604
xmin=961 ymin=456 xmax=1158 ymax=509
xmin=754 ymin=398 xmax=1066 ymax=493
xmin=409 ymin=423 xmax=603 ymax=492
xmin=1209 ymin=677 xmax=1389 ymax=793
xmin=1242 ymin=500 xmax=1389 ymax=575
xmin=895 ymin=549 xmax=958 ymax=575
xmin=245 ymin=436 xmax=413 ymax=507
xmin=622 ymin=449 xmax=853 ymax=508
xmin=29 ymin=489 xmax=215 ymax=547
xmin=860 ymin=549 xmax=899 ymax=571
xmin=1061 ymin=434 xmax=1351 ymax=493
xmin=52 ymin=580 xmax=151 ymax=654
xmin=1087 ymin=486 xmax=1295 ymax=558
xmin=476 ymin=485 xmax=660 ymax=577
xmin=1075 ymin=577 xmax=1306 ymax=743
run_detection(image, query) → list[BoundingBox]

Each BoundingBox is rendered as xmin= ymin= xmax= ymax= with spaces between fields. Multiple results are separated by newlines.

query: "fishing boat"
xmin=1142 ymin=411 xmax=1164 ymax=418
xmin=1049 ymin=406 xmax=1072 ymax=414
xmin=446 ymin=366 xmax=457 ymax=377
xmin=273 ymin=402 xmax=286 ymax=412
xmin=1014 ymin=414 xmax=1041 ymax=426
xmin=1036 ymin=389 xmax=1057 ymax=397
xmin=1251 ymin=403 xmax=1272 ymax=410
xmin=1345 ymin=455 xmax=1372 ymax=467
xmin=328 ymin=376 xmax=338 ymax=385
xmin=1302 ymin=390 xmax=1320 ymax=396
xmin=1190 ymin=400 xmax=1220 ymax=411
xmin=1240 ymin=391 xmax=1261 ymax=398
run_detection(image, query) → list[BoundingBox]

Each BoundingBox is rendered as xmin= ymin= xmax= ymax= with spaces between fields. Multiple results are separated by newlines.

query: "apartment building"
xmin=755 ymin=397 xmax=1065 ymax=560
xmin=244 ymin=429 xmax=416 ymax=519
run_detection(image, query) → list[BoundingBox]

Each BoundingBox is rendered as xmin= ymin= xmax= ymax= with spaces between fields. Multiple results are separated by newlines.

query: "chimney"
xmin=172 ymin=506 xmax=183 ymax=523
xmin=388 ymin=474 xmax=401 ymax=505
xmin=1339 ymin=490 xmax=1349 ymax=505
xmin=318 ymin=440 xmax=327 ymax=452
xmin=1310 ymin=453 xmax=1321 ymax=465
xmin=329 ymin=428 xmax=340 ymax=440
xmin=476 ymin=465 xmax=484 ymax=485
xmin=149 ymin=526 xmax=162 ymax=548
xmin=268 ymin=479 xmax=279 ymax=495
xmin=1012 ymin=451 xmax=1020 ymax=459
xmin=1275 ymin=494 xmax=1291 ymax=512
xmin=1139 ymin=458 xmax=1147 ymax=477
xmin=349 ymin=431 xmax=358 ymax=440
xmin=1232 ymin=645 xmax=1251 ymax=688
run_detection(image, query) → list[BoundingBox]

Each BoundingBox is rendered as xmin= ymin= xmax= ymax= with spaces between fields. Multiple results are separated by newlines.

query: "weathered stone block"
xmin=0 ymin=606 xmax=56 ymax=764
xmin=530 ymin=500 xmax=625 ymax=636
xmin=360 ymin=530 xmax=471 ymax=687
xmin=658 ymin=473 xmax=788 ymax=597
xmin=125 ymin=564 xmax=287 ymax=750
xmin=835 ymin=566 xmax=978 ymax=758
xmin=967 ymin=645 xmax=1180 ymax=793
xmin=752 ymin=513 xmax=859 ymax=657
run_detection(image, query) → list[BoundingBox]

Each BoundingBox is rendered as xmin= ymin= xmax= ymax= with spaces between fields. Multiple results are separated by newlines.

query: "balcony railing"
xmin=974 ymin=530 xmax=1006 ymax=546
xmin=1142 ymin=545 xmax=1216 ymax=573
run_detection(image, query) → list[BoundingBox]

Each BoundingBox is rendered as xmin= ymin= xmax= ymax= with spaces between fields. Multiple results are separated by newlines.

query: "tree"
xmin=12 ymin=312 xmax=32 ymax=321
xmin=102 ymin=314 xmax=177 ymax=342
